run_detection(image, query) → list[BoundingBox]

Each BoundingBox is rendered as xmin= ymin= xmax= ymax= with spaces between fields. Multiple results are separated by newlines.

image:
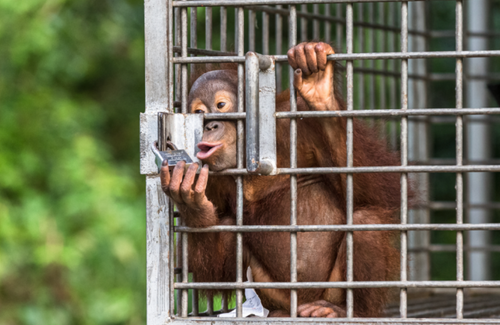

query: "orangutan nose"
xmin=205 ymin=121 xmax=222 ymax=132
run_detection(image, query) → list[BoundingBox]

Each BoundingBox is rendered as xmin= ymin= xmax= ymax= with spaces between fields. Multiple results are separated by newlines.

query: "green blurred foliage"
xmin=0 ymin=0 xmax=146 ymax=324
xmin=1 ymin=0 xmax=500 ymax=323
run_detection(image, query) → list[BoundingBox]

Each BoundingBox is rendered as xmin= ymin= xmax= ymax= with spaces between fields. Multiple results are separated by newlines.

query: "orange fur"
xmin=184 ymin=58 xmax=411 ymax=317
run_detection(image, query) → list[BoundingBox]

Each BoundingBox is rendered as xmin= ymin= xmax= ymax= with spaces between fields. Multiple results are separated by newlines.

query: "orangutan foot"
xmin=297 ymin=300 xmax=346 ymax=318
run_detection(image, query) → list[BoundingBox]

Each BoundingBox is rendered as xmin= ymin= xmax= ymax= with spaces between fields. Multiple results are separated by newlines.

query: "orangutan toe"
xmin=297 ymin=300 xmax=346 ymax=318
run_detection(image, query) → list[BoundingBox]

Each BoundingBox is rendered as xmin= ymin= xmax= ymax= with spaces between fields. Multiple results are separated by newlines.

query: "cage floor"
xmin=385 ymin=294 xmax=500 ymax=319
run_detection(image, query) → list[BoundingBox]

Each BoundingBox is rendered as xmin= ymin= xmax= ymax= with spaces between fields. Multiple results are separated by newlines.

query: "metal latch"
xmin=151 ymin=112 xmax=204 ymax=173
xmin=245 ymin=52 xmax=277 ymax=175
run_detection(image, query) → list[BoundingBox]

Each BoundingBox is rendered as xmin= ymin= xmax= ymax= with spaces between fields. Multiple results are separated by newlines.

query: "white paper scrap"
xmin=217 ymin=267 xmax=269 ymax=318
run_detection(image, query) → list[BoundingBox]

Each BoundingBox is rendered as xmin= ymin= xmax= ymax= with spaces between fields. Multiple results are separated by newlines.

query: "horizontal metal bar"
xmin=175 ymin=223 xmax=500 ymax=233
xmin=208 ymin=165 xmax=500 ymax=176
xmin=169 ymin=317 xmax=500 ymax=324
xmin=174 ymin=280 xmax=500 ymax=290
xmin=276 ymin=165 xmax=500 ymax=174
xmin=173 ymin=0 xmax=455 ymax=8
xmin=202 ymin=108 xmax=500 ymax=121
xmin=274 ymin=108 xmax=500 ymax=118
xmin=173 ymin=50 xmax=500 ymax=64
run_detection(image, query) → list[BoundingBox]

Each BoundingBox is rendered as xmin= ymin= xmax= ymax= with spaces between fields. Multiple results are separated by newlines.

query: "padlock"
xmin=151 ymin=141 xmax=193 ymax=173
xmin=152 ymin=111 xmax=203 ymax=174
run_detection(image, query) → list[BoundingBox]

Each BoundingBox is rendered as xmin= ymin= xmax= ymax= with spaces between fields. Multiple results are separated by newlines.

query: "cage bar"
xmin=249 ymin=10 xmax=256 ymax=51
xmin=455 ymin=0 xmax=464 ymax=319
xmin=236 ymin=7 xmax=245 ymax=318
xmin=144 ymin=1 xmax=500 ymax=324
xmin=173 ymin=0 xmax=466 ymax=7
xmin=220 ymin=7 xmax=227 ymax=52
xmin=466 ymin=0 xmax=492 ymax=282
xmin=175 ymin=223 xmax=500 ymax=233
xmin=346 ymin=2 xmax=354 ymax=318
xmin=172 ymin=49 xmax=500 ymax=63
xmin=206 ymin=7 xmax=212 ymax=50
xmin=400 ymin=1 xmax=409 ymax=319
xmin=263 ymin=11 xmax=270 ymax=54
xmin=276 ymin=5 xmax=283 ymax=91
xmin=289 ymin=4 xmax=298 ymax=318
xmin=357 ymin=4 xmax=365 ymax=111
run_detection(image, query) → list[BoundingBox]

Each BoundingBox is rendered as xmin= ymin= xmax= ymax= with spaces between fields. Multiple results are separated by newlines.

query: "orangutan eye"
xmin=217 ymin=102 xmax=226 ymax=109
xmin=194 ymin=109 xmax=204 ymax=114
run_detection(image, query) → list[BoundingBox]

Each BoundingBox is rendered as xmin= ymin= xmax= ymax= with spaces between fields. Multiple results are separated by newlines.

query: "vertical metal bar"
xmin=301 ymin=4 xmax=308 ymax=42
xmin=276 ymin=5 xmax=283 ymax=91
xmin=191 ymin=273 xmax=198 ymax=316
xmin=181 ymin=225 xmax=188 ymax=317
xmin=455 ymin=0 xmax=464 ymax=319
xmin=325 ymin=4 xmax=331 ymax=43
xmin=181 ymin=9 xmax=188 ymax=115
xmin=175 ymin=7 xmax=181 ymax=102
xmin=221 ymin=7 xmax=227 ymax=52
xmin=190 ymin=7 xmax=197 ymax=81
xmin=357 ymin=4 xmax=364 ymax=110
xmin=168 ymin=0 xmax=174 ymax=121
xmin=363 ymin=3 xmax=376 ymax=127
xmin=313 ymin=4 xmax=319 ymax=40
xmin=207 ymin=296 xmax=214 ymax=315
xmin=289 ymin=5 xmax=298 ymax=318
xmin=235 ymin=8 xmax=239 ymax=53
xmin=245 ymin=53 xmax=260 ymax=173
xmin=236 ymin=7 xmax=245 ymax=318
xmin=388 ymin=1 xmax=397 ymax=149
xmin=169 ymin=202 xmax=175 ymax=317
xmin=175 ymin=7 xmax=181 ymax=111
xmin=378 ymin=3 xmax=386 ymax=111
xmin=180 ymin=2 xmax=189 ymax=318
xmin=144 ymin=0 xmax=171 ymax=322
xmin=367 ymin=3 xmax=375 ymax=112
xmin=263 ymin=11 xmax=269 ymax=54
xmin=206 ymin=7 xmax=212 ymax=50
xmin=466 ymin=0 xmax=492 ymax=282
xmin=346 ymin=3 xmax=354 ymax=319
xmin=174 ymin=4 xmax=182 ymax=315
xmin=336 ymin=4 xmax=343 ymax=51
xmin=400 ymin=1 xmax=408 ymax=319
xmin=166 ymin=9 xmax=175 ymax=305
xmin=249 ymin=10 xmax=256 ymax=52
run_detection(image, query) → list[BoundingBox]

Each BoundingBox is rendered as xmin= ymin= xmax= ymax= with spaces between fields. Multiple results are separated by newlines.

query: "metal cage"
xmin=140 ymin=0 xmax=500 ymax=324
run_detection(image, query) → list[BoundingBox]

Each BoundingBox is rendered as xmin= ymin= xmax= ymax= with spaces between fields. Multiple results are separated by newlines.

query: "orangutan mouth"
xmin=197 ymin=142 xmax=223 ymax=160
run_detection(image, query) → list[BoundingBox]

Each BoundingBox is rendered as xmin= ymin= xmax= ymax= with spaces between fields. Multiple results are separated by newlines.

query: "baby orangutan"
xmin=161 ymin=42 xmax=403 ymax=317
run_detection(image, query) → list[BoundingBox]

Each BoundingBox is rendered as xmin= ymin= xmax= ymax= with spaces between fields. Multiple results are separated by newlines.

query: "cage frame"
xmin=140 ymin=0 xmax=500 ymax=324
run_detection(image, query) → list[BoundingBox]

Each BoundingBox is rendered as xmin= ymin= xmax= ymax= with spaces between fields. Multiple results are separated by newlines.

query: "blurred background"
xmin=0 ymin=0 xmax=146 ymax=324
